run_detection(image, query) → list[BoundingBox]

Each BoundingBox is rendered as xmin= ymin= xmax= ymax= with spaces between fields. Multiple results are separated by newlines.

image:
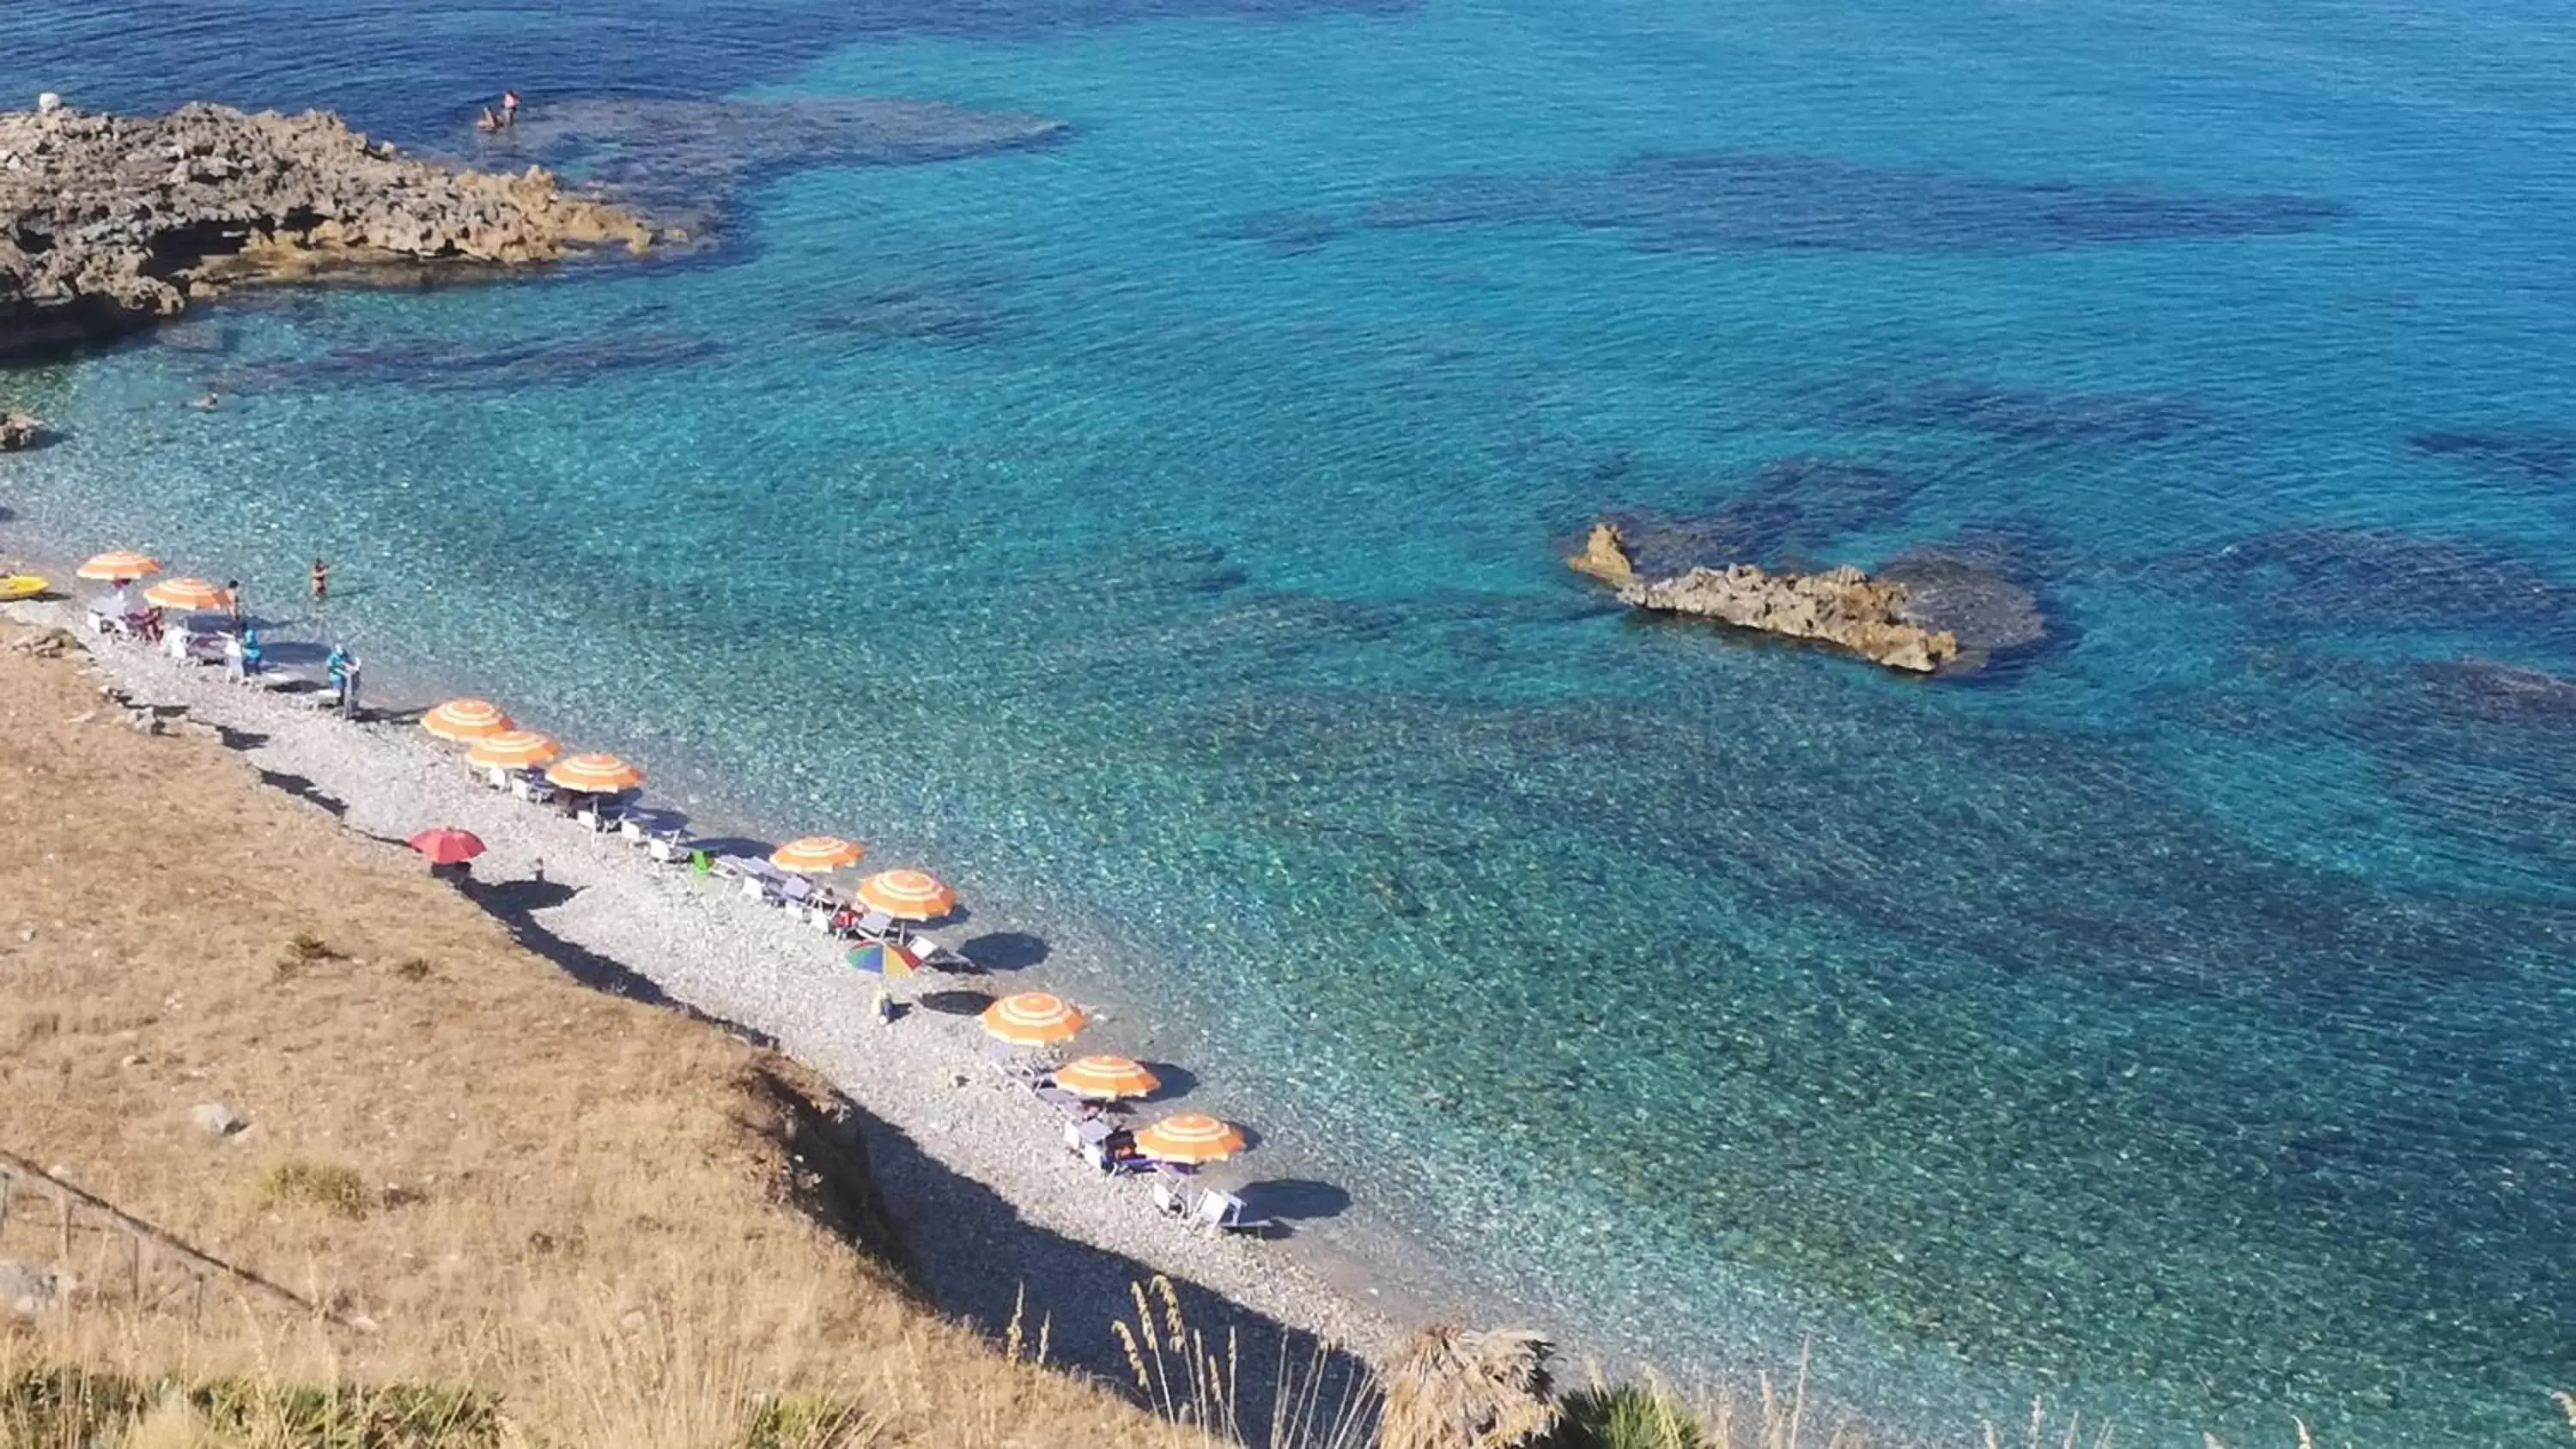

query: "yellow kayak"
xmin=0 ymin=575 xmax=52 ymax=601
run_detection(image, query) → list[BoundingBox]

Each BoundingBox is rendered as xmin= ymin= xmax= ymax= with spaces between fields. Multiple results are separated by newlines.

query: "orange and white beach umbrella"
xmin=545 ymin=752 xmax=645 ymax=793
xmin=771 ymin=835 xmax=866 ymax=874
xmin=465 ymin=731 xmax=562 ymax=770
xmin=1133 ymin=1113 xmax=1248 ymax=1165
xmin=422 ymin=698 xmax=513 ymax=742
xmin=855 ymin=868 xmax=957 ymax=920
xmin=1052 ymin=1054 xmax=1160 ymax=1102
xmin=76 ymin=550 xmax=161 ymax=583
xmin=980 ymin=991 xmax=1088 ymax=1047
xmin=141 ymin=577 xmax=233 ymax=612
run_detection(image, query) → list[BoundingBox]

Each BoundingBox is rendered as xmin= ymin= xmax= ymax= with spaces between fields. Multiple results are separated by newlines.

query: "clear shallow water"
xmin=8 ymin=0 xmax=2576 ymax=1441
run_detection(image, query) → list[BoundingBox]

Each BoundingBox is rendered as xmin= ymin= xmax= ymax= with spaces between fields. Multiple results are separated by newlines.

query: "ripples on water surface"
xmin=5 ymin=0 xmax=2575 ymax=1442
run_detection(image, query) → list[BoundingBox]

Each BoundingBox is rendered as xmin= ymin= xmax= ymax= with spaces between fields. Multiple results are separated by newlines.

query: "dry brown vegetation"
xmin=0 ymin=627 xmax=1200 ymax=1446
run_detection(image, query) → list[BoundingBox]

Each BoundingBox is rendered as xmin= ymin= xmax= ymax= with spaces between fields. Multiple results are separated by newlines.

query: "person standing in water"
xmin=309 ymin=557 xmax=329 ymax=606
xmin=224 ymin=579 xmax=244 ymax=633
xmin=501 ymin=90 xmax=520 ymax=127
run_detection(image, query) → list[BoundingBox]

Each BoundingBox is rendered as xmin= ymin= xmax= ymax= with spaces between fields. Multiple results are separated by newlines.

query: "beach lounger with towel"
xmin=907 ymin=934 xmax=965 ymax=969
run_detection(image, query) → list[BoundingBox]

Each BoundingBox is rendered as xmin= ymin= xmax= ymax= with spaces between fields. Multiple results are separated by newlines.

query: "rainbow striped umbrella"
xmin=856 ymin=868 xmax=957 ymax=921
xmin=844 ymin=938 xmax=921 ymax=979
xmin=980 ymin=991 xmax=1087 ymax=1047
xmin=545 ymin=753 xmax=644 ymax=793
xmin=773 ymin=835 xmax=866 ymax=874
xmin=422 ymin=698 xmax=513 ymax=742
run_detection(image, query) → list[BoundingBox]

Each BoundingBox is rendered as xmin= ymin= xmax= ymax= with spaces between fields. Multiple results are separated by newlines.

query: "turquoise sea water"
xmin=7 ymin=1 xmax=2576 ymax=1441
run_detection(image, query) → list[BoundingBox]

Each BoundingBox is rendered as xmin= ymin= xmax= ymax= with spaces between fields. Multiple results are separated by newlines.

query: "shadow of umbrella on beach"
xmin=957 ymin=931 xmax=1048 ymax=973
xmin=1136 ymin=1062 xmax=1200 ymax=1102
xmin=1236 ymin=1179 xmax=1352 ymax=1225
xmin=914 ymin=988 xmax=995 ymax=1017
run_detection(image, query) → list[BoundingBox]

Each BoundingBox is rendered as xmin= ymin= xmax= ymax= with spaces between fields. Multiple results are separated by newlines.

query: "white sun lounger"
xmin=1187 ymin=1190 xmax=1274 ymax=1236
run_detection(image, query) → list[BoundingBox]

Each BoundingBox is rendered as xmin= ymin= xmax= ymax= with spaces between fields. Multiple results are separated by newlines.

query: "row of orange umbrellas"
xmin=423 ymin=701 xmax=964 ymax=928
xmin=76 ymin=552 xmax=235 ymax=611
xmin=412 ymin=693 xmax=1246 ymax=1162
xmin=422 ymin=697 xmax=644 ymax=792
xmin=425 ymin=700 xmax=961 ymax=910
xmin=975 ymin=991 xmax=1248 ymax=1165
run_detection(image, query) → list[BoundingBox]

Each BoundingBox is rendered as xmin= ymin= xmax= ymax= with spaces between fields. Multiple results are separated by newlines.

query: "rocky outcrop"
xmin=0 ymin=412 xmax=39 ymax=450
xmin=0 ymin=101 xmax=654 ymax=355
xmin=1566 ymin=521 xmax=1637 ymax=585
xmin=1567 ymin=522 xmax=1961 ymax=673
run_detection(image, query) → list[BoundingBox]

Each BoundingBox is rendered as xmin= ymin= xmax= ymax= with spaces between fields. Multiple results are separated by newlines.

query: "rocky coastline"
xmin=0 ymin=100 xmax=654 ymax=356
xmin=1568 ymin=522 xmax=1963 ymax=673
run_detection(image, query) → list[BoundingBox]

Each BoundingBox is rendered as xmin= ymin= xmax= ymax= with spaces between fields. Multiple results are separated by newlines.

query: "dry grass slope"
xmin=0 ymin=627 xmax=1202 ymax=1447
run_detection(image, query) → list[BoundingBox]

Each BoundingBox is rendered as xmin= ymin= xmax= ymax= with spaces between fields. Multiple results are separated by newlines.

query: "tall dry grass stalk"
xmin=1108 ymin=1275 xmax=1377 ymax=1449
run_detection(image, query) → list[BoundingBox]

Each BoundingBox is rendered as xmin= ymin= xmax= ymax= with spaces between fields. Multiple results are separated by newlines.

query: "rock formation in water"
xmin=490 ymin=98 xmax=1070 ymax=241
xmin=0 ymin=412 xmax=39 ymax=450
xmin=0 ymin=101 xmax=654 ymax=355
xmin=2411 ymin=658 xmax=2576 ymax=725
xmin=1566 ymin=522 xmax=1961 ymax=673
xmin=1876 ymin=539 xmax=2049 ymax=665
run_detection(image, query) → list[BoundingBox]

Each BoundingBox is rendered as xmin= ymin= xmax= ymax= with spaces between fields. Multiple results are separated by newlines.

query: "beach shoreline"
xmin=0 ymin=576 xmax=1436 ymax=1373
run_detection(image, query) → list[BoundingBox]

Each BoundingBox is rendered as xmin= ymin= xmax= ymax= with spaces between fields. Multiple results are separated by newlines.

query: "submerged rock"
xmin=1205 ymin=209 xmax=1341 ymax=254
xmin=1844 ymin=379 xmax=2204 ymax=445
xmin=492 ymin=98 xmax=1068 ymax=239
xmin=2408 ymin=427 xmax=2576 ymax=482
xmin=0 ymin=102 xmax=653 ymax=356
xmin=1878 ymin=540 xmax=2049 ymax=663
xmin=1364 ymin=151 xmax=2347 ymax=254
xmin=213 ymin=331 xmax=720 ymax=395
xmin=1567 ymin=523 xmax=1960 ymax=673
xmin=2408 ymin=658 xmax=2576 ymax=726
xmin=1594 ymin=458 xmax=1928 ymax=576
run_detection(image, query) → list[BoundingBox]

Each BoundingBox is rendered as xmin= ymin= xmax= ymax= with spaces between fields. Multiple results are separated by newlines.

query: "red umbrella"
xmin=406 ymin=828 xmax=488 ymax=866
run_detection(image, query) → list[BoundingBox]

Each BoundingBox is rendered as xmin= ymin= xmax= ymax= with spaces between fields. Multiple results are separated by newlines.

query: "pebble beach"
xmin=2 ymin=588 xmax=1413 ymax=1379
